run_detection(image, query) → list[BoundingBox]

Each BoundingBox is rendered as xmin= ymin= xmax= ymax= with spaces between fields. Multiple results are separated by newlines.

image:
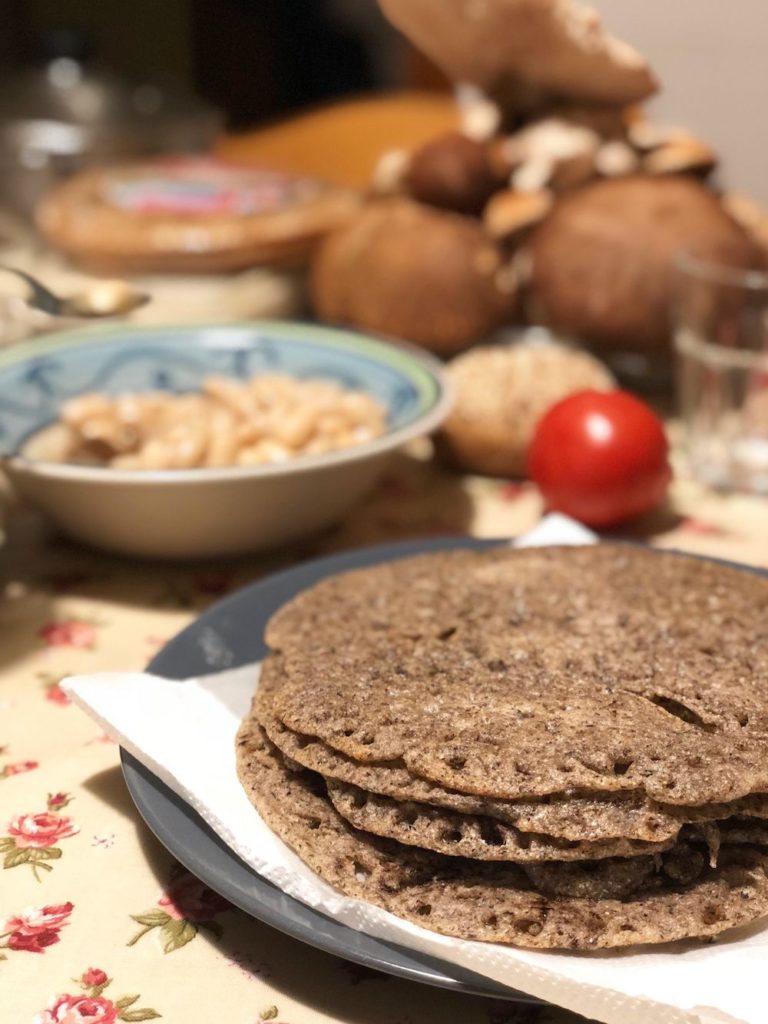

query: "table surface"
xmin=2 ymin=443 xmax=767 ymax=1024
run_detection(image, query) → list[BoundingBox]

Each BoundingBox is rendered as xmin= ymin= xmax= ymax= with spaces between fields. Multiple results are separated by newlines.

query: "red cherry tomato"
xmin=528 ymin=390 xmax=671 ymax=528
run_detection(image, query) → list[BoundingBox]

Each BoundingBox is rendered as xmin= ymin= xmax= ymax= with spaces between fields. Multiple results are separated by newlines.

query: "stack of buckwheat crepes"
xmin=237 ymin=545 xmax=768 ymax=950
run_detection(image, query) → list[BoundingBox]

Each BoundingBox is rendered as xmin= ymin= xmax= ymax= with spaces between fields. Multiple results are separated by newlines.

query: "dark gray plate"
xmin=122 ymin=535 xmax=538 ymax=1002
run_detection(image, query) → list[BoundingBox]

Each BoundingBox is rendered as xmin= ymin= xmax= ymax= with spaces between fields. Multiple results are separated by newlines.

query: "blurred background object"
xmin=0 ymin=0 xmax=767 ymax=397
xmin=0 ymin=0 xmax=454 ymax=197
xmin=0 ymin=0 xmax=405 ymax=136
xmin=2 ymin=0 xmax=767 ymax=197
xmin=435 ymin=331 xmax=616 ymax=477
xmin=191 ymin=0 xmax=398 ymax=129
xmin=311 ymin=198 xmax=515 ymax=357
xmin=0 ymin=0 xmax=767 ymax=513
xmin=0 ymin=264 xmax=148 ymax=318
xmin=675 ymin=256 xmax=768 ymax=494
xmin=0 ymin=23 xmax=220 ymax=219
xmin=522 ymin=175 xmax=762 ymax=374
xmin=216 ymin=93 xmax=458 ymax=189
xmin=0 ymin=0 xmax=454 ymax=333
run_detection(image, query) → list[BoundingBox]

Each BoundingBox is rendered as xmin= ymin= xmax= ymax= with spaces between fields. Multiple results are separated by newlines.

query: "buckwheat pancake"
xmin=235 ymin=721 xmax=768 ymax=949
xmin=257 ymin=664 xmax=768 ymax=844
xmin=323 ymin=778 xmax=768 ymax=866
xmin=266 ymin=546 xmax=768 ymax=806
xmin=261 ymin=703 xmax=676 ymax=842
xmin=323 ymin=776 xmax=677 ymax=861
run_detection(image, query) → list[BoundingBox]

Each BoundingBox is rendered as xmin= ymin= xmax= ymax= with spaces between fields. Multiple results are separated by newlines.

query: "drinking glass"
xmin=674 ymin=253 xmax=768 ymax=493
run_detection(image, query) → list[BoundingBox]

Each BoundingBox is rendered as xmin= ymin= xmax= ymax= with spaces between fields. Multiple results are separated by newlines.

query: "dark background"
xmin=0 ymin=0 xmax=445 ymax=129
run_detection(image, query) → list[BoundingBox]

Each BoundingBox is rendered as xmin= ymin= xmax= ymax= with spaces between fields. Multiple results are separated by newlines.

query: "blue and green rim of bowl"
xmin=0 ymin=320 xmax=452 ymax=483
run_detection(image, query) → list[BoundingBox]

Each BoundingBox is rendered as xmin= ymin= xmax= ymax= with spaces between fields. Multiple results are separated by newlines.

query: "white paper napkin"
xmin=63 ymin=516 xmax=764 ymax=1024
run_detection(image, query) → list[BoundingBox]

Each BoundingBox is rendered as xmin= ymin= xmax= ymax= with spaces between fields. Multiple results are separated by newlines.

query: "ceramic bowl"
xmin=0 ymin=321 xmax=450 ymax=559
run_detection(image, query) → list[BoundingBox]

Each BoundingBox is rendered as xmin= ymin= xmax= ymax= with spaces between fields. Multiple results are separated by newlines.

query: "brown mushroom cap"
xmin=404 ymin=132 xmax=499 ymax=216
xmin=311 ymin=199 xmax=516 ymax=356
xmin=526 ymin=175 xmax=763 ymax=354
xmin=436 ymin=337 xmax=615 ymax=477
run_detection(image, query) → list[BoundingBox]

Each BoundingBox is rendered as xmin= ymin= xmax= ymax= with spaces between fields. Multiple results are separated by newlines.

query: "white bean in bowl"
xmin=22 ymin=374 xmax=387 ymax=471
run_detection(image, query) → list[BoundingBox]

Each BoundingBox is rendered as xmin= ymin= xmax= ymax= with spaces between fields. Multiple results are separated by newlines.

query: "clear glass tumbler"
xmin=674 ymin=254 xmax=768 ymax=493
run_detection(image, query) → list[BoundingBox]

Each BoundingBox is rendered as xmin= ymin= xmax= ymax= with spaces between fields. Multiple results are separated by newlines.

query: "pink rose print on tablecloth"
xmin=0 ymin=758 xmax=39 ymax=780
xmin=1 ymin=807 xmax=79 ymax=880
xmin=8 ymin=929 xmax=60 ymax=953
xmin=128 ymin=867 xmax=229 ymax=953
xmin=678 ymin=517 xmax=728 ymax=537
xmin=36 ymin=994 xmax=119 ymax=1024
xmin=84 ymin=733 xmax=117 ymax=748
xmin=38 ymin=672 xmax=73 ymax=706
xmin=157 ymin=872 xmax=230 ymax=921
xmin=8 ymin=811 xmax=78 ymax=847
xmin=81 ymin=969 xmax=108 ymax=988
xmin=34 ymin=968 xmax=160 ymax=1022
xmin=39 ymin=619 xmax=97 ymax=649
xmin=0 ymin=902 xmax=73 ymax=957
xmin=46 ymin=685 xmax=71 ymax=706
xmin=47 ymin=792 xmax=73 ymax=811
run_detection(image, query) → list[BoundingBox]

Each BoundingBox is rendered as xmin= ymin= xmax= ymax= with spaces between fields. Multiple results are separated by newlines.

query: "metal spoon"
xmin=0 ymin=265 xmax=150 ymax=318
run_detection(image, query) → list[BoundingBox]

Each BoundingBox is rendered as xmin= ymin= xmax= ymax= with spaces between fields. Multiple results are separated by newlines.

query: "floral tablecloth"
xmin=1 ymin=446 xmax=767 ymax=1024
